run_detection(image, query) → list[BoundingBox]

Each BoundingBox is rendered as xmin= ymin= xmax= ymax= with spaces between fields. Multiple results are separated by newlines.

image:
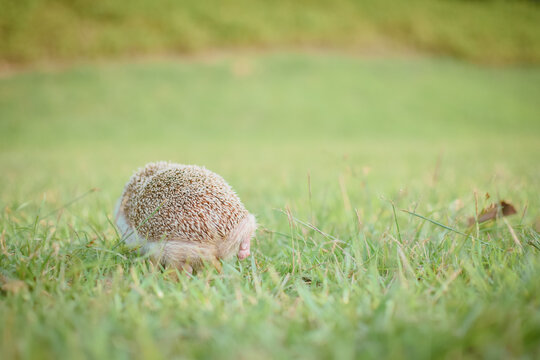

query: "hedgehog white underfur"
xmin=115 ymin=161 xmax=256 ymax=270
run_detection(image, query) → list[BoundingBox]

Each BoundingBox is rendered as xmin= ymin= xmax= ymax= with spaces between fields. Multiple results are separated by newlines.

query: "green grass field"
xmin=2 ymin=0 xmax=540 ymax=64
xmin=1 ymin=53 xmax=540 ymax=359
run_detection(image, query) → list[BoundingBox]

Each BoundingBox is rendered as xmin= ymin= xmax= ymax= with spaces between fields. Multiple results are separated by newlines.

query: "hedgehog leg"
xmin=238 ymin=214 xmax=256 ymax=260
xmin=144 ymin=240 xmax=214 ymax=272
xmin=179 ymin=263 xmax=193 ymax=275
xmin=238 ymin=237 xmax=251 ymax=260
xmin=147 ymin=254 xmax=193 ymax=277
xmin=218 ymin=214 xmax=256 ymax=260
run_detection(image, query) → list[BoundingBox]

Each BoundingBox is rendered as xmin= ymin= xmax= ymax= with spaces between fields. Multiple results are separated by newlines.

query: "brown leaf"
xmin=468 ymin=200 xmax=517 ymax=226
xmin=500 ymin=201 xmax=517 ymax=216
xmin=476 ymin=203 xmax=498 ymax=224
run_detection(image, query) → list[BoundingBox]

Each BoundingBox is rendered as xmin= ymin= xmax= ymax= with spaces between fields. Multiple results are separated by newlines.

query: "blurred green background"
xmin=1 ymin=0 xmax=540 ymax=65
xmin=2 ymin=53 xmax=539 ymax=208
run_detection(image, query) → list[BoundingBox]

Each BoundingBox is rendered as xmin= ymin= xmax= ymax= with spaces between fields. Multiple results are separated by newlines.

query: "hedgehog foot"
xmin=178 ymin=263 xmax=193 ymax=274
xmin=145 ymin=240 xmax=209 ymax=271
xmin=238 ymin=237 xmax=251 ymax=260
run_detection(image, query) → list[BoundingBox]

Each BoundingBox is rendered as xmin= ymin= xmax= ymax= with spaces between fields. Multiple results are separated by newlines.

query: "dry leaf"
xmin=468 ymin=201 xmax=517 ymax=226
xmin=501 ymin=201 xmax=517 ymax=216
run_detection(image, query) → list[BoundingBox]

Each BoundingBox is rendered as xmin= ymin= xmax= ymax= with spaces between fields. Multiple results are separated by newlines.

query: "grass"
xmin=1 ymin=0 xmax=540 ymax=65
xmin=1 ymin=52 xmax=540 ymax=359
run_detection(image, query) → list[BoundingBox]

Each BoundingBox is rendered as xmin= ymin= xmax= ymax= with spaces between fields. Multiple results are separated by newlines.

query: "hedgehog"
xmin=115 ymin=161 xmax=256 ymax=272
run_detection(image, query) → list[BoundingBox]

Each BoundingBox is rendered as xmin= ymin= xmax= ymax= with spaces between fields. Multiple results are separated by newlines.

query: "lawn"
xmin=2 ymin=0 xmax=540 ymax=64
xmin=0 ymin=53 xmax=539 ymax=359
